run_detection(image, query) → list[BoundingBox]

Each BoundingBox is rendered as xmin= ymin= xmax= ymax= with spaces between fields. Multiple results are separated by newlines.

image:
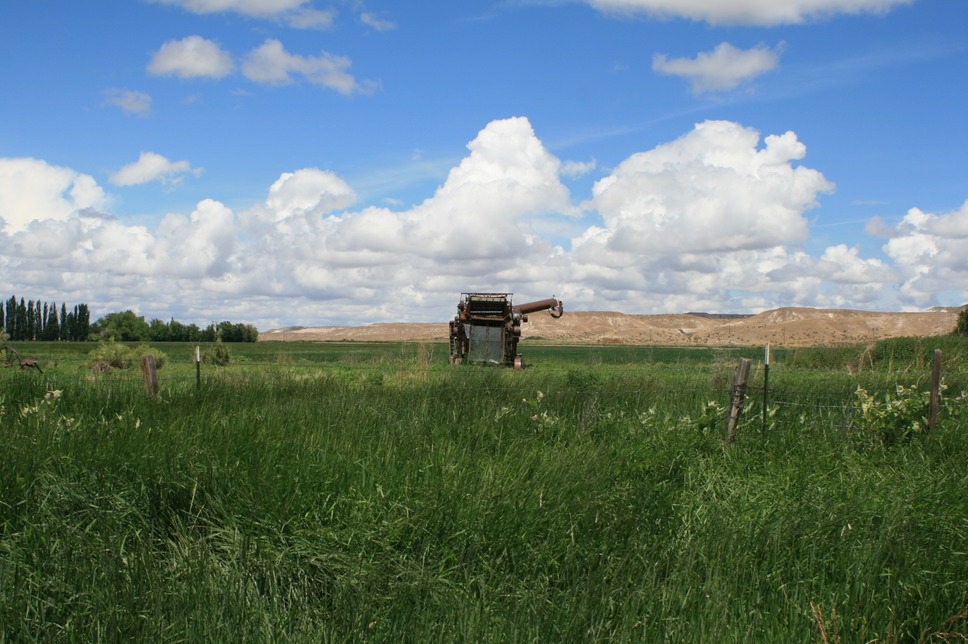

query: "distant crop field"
xmin=2 ymin=338 xmax=967 ymax=641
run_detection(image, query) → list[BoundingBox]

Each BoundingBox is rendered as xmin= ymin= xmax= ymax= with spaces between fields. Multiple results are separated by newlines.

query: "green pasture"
xmin=1 ymin=338 xmax=967 ymax=641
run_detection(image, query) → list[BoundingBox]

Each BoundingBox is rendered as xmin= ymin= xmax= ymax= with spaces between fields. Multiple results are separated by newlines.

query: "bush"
xmin=854 ymin=382 xmax=968 ymax=445
xmin=133 ymin=344 xmax=168 ymax=369
xmin=89 ymin=341 xmax=169 ymax=370
xmin=89 ymin=340 xmax=136 ymax=369
xmin=203 ymin=337 xmax=231 ymax=366
xmin=564 ymin=368 xmax=603 ymax=391
xmin=854 ymin=384 xmax=931 ymax=446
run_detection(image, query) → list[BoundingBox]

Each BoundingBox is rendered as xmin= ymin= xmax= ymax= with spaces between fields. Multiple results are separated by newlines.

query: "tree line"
xmin=1 ymin=297 xmax=91 ymax=342
xmin=2 ymin=296 xmax=258 ymax=342
xmin=91 ymin=311 xmax=258 ymax=343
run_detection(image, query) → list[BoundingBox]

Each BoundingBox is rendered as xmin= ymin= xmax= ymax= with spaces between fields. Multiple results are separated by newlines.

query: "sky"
xmin=1 ymin=0 xmax=967 ymax=330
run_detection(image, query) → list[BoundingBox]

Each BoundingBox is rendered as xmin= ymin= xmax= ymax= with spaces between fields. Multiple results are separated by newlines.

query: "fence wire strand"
xmin=5 ymin=343 xmax=965 ymax=437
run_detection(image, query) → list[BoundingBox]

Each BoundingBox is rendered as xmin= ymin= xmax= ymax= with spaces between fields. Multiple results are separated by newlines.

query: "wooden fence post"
xmin=726 ymin=357 xmax=752 ymax=444
xmin=142 ymin=353 xmax=159 ymax=399
xmin=762 ymin=344 xmax=770 ymax=433
xmin=928 ymin=348 xmax=941 ymax=432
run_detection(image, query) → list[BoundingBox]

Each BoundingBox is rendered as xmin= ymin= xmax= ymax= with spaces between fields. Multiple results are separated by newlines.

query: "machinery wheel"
xmin=513 ymin=355 xmax=525 ymax=370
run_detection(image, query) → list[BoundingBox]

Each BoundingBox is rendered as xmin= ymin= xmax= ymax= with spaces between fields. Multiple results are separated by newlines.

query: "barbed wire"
xmin=6 ymin=346 xmax=964 ymax=431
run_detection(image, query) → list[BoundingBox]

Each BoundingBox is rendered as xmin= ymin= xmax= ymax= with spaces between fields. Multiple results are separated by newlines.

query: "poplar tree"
xmin=6 ymin=296 xmax=16 ymax=338
xmin=954 ymin=306 xmax=968 ymax=336
xmin=78 ymin=304 xmax=91 ymax=341
xmin=46 ymin=303 xmax=60 ymax=341
xmin=17 ymin=299 xmax=27 ymax=341
xmin=26 ymin=300 xmax=35 ymax=340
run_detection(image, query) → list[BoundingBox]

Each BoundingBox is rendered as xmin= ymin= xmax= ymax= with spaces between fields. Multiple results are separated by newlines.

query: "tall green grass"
xmin=1 ymin=346 xmax=966 ymax=641
xmin=783 ymin=335 xmax=968 ymax=372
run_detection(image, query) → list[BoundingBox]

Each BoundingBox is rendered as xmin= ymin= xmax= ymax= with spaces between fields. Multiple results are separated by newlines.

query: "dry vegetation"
xmin=261 ymin=306 xmax=964 ymax=346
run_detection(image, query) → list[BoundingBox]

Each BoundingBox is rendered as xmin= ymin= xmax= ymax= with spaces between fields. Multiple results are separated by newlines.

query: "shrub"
xmin=89 ymin=341 xmax=169 ymax=370
xmin=89 ymin=340 xmax=136 ymax=369
xmin=854 ymin=384 xmax=931 ymax=446
xmin=203 ymin=337 xmax=231 ymax=366
xmin=133 ymin=344 xmax=168 ymax=369
xmin=564 ymin=369 xmax=603 ymax=391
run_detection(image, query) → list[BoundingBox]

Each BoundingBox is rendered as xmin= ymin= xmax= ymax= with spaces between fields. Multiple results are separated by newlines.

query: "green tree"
xmin=77 ymin=304 xmax=91 ymax=341
xmin=44 ymin=302 xmax=60 ymax=341
xmin=26 ymin=300 xmax=35 ymax=340
xmin=91 ymin=310 xmax=151 ymax=342
xmin=167 ymin=318 xmax=188 ymax=341
xmin=4 ymin=296 xmax=14 ymax=337
xmin=147 ymin=318 xmax=172 ymax=342
xmin=954 ymin=305 xmax=968 ymax=336
xmin=185 ymin=323 xmax=202 ymax=342
xmin=16 ymin=298 xmax=27 ymax=341
xmin=214 ymin=321 xmax=259 ymax=342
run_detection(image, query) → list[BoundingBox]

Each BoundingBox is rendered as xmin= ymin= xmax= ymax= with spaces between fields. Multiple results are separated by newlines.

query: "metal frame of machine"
xmin=449 ymin=293 xmax=563 ymax=369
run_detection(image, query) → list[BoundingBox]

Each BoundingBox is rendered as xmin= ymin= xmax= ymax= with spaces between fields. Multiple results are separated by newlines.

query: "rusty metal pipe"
xmin=515 ymin=297 xmax=563 ymax=317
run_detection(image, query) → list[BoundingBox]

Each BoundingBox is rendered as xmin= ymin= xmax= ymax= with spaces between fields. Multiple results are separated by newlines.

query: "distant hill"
xmin=261 ymin=306 xmax=963 ymax=346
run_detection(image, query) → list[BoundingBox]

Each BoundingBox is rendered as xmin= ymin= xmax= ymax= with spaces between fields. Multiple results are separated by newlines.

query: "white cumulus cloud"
xmin=110 ymin=152 xmax=202 ymax=186
xmin=818 ymin=244 xmax=895 ymax=284
xmin=881 ymin=201 xmax=968 ymax=308
xmin=148 ymin=35 xmax=235 ymax=79
xmin=0 ymin=158 xmax=108 ymax=233
xmin=265 ymin=168 xmax=357 ymax=221
xmin=653 ymin=42 xmax=781 ymax=93
xmin=582 ymin=0 xmax=915 ymax=26
xmin=2 ymin=119 xmax=964 ymax=328
xmin=581 ymin=120 xmax=833 ymax=258
xmin=393 ymin=116 xmax=577 ymax=260
xmin=241 ymin=39 xmax=375 ymax=94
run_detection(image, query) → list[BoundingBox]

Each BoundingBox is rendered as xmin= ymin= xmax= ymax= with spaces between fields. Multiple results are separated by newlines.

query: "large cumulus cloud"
xmin=877 ymin=201 xmax=968 ymax=309
xmin=228 ymin=117 xmax=573 ymax=305
xmin=579 ymin=120 xmax=832 ymax=256
xmin=0 ymin=158 xmax=108 ymax=233
xmin=1 ymin=118 xmax=963 ymax=328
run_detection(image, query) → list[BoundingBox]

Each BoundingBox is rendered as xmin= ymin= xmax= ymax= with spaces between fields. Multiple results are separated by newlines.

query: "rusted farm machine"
xmin=449 ymin=293 xmax=563 ymax=369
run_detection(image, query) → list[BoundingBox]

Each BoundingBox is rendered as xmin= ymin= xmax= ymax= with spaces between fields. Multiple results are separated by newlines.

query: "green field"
xmin=1 ymin=340 xmax=966 ymax=641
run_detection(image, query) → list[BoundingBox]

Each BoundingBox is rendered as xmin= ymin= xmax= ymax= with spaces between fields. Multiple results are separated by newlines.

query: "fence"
xmin=3 ymin=342 xmax=967 ymax=441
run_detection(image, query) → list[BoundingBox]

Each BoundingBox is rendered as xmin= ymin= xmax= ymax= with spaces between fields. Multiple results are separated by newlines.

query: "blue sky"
xmin=1 ymin=0 xmax=966 ymax=329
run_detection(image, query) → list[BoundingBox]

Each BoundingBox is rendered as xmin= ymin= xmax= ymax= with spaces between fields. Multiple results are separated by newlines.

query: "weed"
xmin=203 ymin=336 xmax=231 ymax=366
xmin=564 ymin=368 xmax=602 ymax=390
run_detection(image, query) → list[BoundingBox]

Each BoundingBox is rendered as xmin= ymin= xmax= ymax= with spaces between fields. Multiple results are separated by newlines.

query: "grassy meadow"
xmin=1 ymin=339 xmax=967 ymax=641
